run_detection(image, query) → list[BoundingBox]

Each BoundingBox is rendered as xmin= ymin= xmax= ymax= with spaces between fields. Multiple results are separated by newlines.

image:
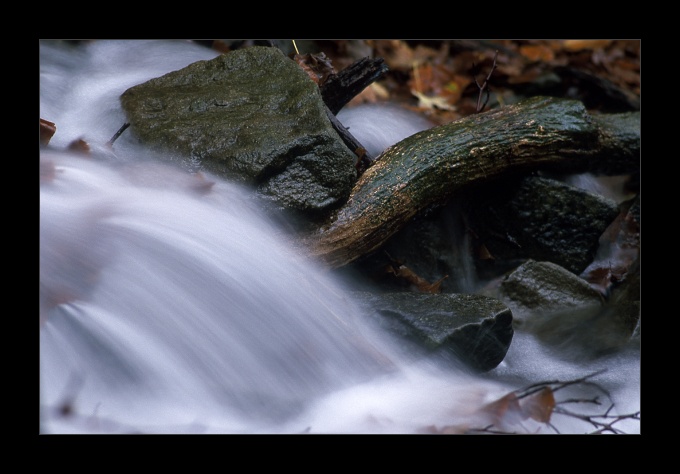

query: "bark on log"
xmin=305 ymin=96 xmax=640 ymax=268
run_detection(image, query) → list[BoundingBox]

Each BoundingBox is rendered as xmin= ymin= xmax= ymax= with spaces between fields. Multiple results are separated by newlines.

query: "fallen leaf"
xmin=375 ymin=40 xmax=416 ymax=71
xmin=67 ymin=138 xmax=91 ymax=155
xmin=562 ymin=40 xmax=612 ymax=52
xmin=519 ymin=44 xmax=555 ymax=62
xmin=582 ymin=266 xmax=615 ymax=295
xmin=40 ymin=118 xmax=56 ymax=146
xmin=386 ymin=262 xmax=448 ymax=294
xmin=478 ymin=392 xmax=524 ymax=426
xmin=520 ymin=387 xmax=555 ymax=423
xmin=411 ymin=90 xmax=456 ymax=112
xmin=293 ymin=52 xmax=336 ymax=86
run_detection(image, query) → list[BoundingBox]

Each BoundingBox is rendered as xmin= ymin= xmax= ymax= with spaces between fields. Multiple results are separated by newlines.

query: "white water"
xmin=39 ymin=40 xmax=640 ymax=434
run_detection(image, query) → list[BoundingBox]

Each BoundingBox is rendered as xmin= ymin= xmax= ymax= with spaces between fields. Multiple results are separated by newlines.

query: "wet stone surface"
xmin=464 ymin=175 xmax=620 ymax=275
xmin=120 ymin=46 xmax=357 ymax=218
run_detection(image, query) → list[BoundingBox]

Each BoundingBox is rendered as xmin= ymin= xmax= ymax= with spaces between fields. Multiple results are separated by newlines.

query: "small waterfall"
xmin=39 ymin=40 xmax=640 ymax=434
xmin=40 ymin=150 xmax=400 ymax=431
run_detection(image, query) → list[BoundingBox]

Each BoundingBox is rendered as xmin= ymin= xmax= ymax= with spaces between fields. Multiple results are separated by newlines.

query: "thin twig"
xmin=106 ymin=122 xmax=130 ymax=147
xmin=473 ymin=50 xmax=499 ymax=113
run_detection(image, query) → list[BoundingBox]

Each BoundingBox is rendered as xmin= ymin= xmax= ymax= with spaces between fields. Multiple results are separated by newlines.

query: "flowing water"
xmin=39 ymin=40 xmax=640 ymax=434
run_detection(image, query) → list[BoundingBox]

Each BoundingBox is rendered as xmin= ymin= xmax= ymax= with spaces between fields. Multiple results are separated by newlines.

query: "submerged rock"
xmin=492 ymin=259 xmax=636 ymax=359
xmin=498 ymin=259 xmax=604 ymax=322
xmin=120 ymin=46 xmax=357 ymax=218
xmin=353 ymin=292 xmax=513 ymax=372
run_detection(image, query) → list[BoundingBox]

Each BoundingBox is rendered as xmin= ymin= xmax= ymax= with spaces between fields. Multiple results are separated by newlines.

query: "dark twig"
xmin=320 ymin=57 xmax=389 ymax=115
xmin=514 ymin=369 xmax=610 ymax=400
xmin=473 ymin=50 xmax=498 ymax=113
xmin=477 ymin=370 xmax=639 ymax=434
xmin=325 ymin=105 xmax=375 ymax=171
xmin=106 ymin=122 xmax=130 ymax=147
xmin=553 ymin=404 xmax=641 ymax=434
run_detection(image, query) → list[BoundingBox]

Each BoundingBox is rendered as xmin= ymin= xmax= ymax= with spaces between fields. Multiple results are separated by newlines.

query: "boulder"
xmin=120 ymin=46 xmax=357 ymax=218
xmin=493 ymin=259 xmax=636 ymax=359
xmin=464 ymin=176 xmax=620 ymax=274
xmin=498 ymin=259 xmax=604 ymax=322
xmin=353 ymin=292 xmax=513 ymax=372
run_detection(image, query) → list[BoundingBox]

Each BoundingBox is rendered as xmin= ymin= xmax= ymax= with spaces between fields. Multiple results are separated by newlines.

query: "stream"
xmin=39 ymin=40 xmax=640 ymax=434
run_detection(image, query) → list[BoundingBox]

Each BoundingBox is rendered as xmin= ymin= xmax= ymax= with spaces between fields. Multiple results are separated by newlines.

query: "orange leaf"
xmin=562 ymin=40 xmax=612 ymax=52
xmin=519 ymin=45 xmax=555 ymax=62
xmin=67 ymin=138 xmax=91 ymax=155
xmin=479 ymin=392 xmax=524 ymax=425
xmin=388 ymin=263 xmax=447 ymax=293
xmin=520 ymin=387 xmax=555 ymax=423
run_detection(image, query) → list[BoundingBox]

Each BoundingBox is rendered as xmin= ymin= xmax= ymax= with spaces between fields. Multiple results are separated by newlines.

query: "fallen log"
xmin=306 ymin=96 xmax=640 ymax=268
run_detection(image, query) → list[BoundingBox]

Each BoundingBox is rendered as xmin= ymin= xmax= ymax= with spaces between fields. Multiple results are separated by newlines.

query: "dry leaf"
xmin=562 ymin=40 xmax=612 ymax=52
xmin=377 ymin=40 xmax=417 ymax=70
xmin=386 ymin=262 xmax=447 ymax=294
xmin=583 ymin=266 xmax=615 ymax=295
xmin=411 ymin=90 xmax=456 ymax=112
xmin=40 ymin=118 xmax=57 ymax=146
xmin=520 ymin=387 xmax=555 ymax=423
xmin=519 ymin=44 xmax=555 ymax=62
xmin=67 ymin=138 xmax=91 ymax=155
xmin=479 ymin=392 xmax=524 ymax=426
xmin=293 ymin=52 xmax=336 ymax=86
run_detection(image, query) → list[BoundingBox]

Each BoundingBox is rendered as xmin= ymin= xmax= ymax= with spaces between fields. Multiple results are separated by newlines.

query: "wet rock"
xmin=353 ymin=292 xmax=513 ymax=372
xmin=497 ymin=259 xmax=604 ymax=323
xmin=464 ymin=176 xmax=620 ymax=275
xmin=493 ymin=259 xmax=636 ymax=360
xmin=120 ymin=46 xmax=357 ymax=217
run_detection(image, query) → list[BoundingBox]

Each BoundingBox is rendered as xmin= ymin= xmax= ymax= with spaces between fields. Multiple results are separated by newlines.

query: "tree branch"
xmin=305 ymin=96 xmax=640 ymax=268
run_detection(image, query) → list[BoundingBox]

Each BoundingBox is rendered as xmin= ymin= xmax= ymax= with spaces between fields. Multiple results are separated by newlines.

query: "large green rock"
xmin=120 ymin=46 xmax=357 ymax=217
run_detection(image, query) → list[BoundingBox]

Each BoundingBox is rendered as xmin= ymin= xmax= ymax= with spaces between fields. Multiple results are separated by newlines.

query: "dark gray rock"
xmin=353 ymin=292 xmax=513 ymax=372
xmin=464 ymin=175 xmax=620 ymax=274
xmin=120 ymin=46 xmax=357 ymax=217
xmin=492 ymin=259 xmax=636 ymax=360
xmin=499 ymin=259 xmax=604 ymax=322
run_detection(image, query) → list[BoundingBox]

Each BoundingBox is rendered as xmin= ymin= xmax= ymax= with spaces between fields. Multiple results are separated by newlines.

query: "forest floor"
xmin=209 ymin=39 xmax=640 ymax=124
